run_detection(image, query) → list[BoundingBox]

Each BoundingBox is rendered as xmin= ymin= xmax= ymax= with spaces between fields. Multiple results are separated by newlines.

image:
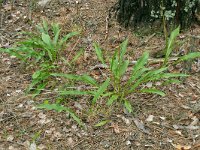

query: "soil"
xmin=0 ymin=0 xmax=200 ymax=150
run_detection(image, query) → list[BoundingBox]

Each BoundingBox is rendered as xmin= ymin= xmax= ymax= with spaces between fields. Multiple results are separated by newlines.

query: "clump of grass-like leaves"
xmin=52 ymin=26 xmax=200 ymax=114
xmin=0 ymin=19 xmax=80 ymax=96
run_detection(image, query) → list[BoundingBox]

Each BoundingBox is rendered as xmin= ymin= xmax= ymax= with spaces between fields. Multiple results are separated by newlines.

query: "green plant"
xmin=37 ymin=100 xmax=84 ymax=127
xmin=163 ymin=25 xmax=180 ymax=65
xmin=1 ymin=20 xmax=78 ymax=64
xmin=98 ymin=39 xmax=188 ymax=113
xmin=0 ymin=19 xmax=80 ymax=96
xmin=163 ymin=26 xmax=200 ymax=66
xmin=27 ymin=63 xmax=56 ymax=97
xmin=54 ymin=26 xmax=200 ymax=114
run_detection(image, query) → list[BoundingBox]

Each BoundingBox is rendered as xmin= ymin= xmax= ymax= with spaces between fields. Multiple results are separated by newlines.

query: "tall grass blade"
xmin=92 ymin=78 xmax=110 ymax=104
xmin=124 ymin=100 xmax=132 ymax=113
xmin=51 ymin=73 xmax=98 ymax=86
xmin=127 ymin=68 xmax=150 ymax=84
xmin=59 ymin=32 xmax=79 ymax=46
xmin=164 ymin=26 xmax=180 ymax=65
xmin=119 ymin=39 xmax=128 ymax=63
xmin=110 ymin=50 xmax=119 ymax=77
xmin=127 ymin=52 xmax=149 ymax=84
xmin=93 ymin=43 xmax=105 ymax=64
xmin=129 ymin=67 xmax=168 ymax=92
xmin=37 ymin=103 xmax=83 ymax=127
xmin=52 ymin=26 xmax=61 ymax=46
xmin=94 ymin=120 xmax=110 ymax=127
xmin=42 ymin=33 xmax=52 ymax=48
xmin=119 ymin=60 xmax=129 ymax=77
xmin=70 ymin=48 xmax=84 ymax=64
xmin=176 ymin=52 xmax=200 ymax=63
xmin=133 ymin=52 xmax=149 ymax=72
xmin=59 ymin=90 xmax=89 ymax=95
xmin=42 ymin=19 xmax=49 ymax=34
xmin=140 ymin=88 xmax=166 ymax=96
xmin=106 ymin=95 xmax=118 ymax=106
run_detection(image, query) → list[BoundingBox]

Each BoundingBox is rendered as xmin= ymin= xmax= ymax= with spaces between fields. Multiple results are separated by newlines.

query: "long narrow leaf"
xmin=70 ymin=48 xmax=84 ymax=64
xmin=110 ymin=49 xmax=118 ymax=77
xmin=129 ymin=67 xmax=168 ymax=92
xmin=92 ymin=78 xmax=110 ymax=104
xmin=177 ymin=52 xmax=200 ymax=63
xmin=119 ymin=60 xmax=129 ymax=77
xmin=160 ymin=73 xmax=189 ymax=78
xmin=59 ymin=32 xmax=79 ymax=46
xmin=37 ymin=103 xmax=83 ymax=127
xmin=164 ymin=26 xmax=180 ymax=64
xmin=140 ymin=88 xmax=165 ymax=96
xmin=106 ymin=95 xmax=118 ymax=106
xmin=127 ymin=68 xmax=150 ymax=85
xmin=162 ymin=79 xmax=181 ymax=85
xmin=120 ymin=39 xmax=128 ymax=63
xmin=51 ymin=73 xmax=98 ymax=86
xmin=126 ymin=52 xmax=149 ymax=85
xmin=42 ymin=33 xmax=52 ymax=48
xmin=124 ymin=100 xmax=132 ymax=113
xmin=94 ymin=120 xmax=110 ymax=127
xmin=133 ymin=52 xmax=149 ymax=72
xmin=53 ymin=28 xmax=61 ymax=46
xmin=42 ymin=19 xmax=49 ymax=34
xmin=81 ymin=74 xmax=98 ymax=86
xmin=59 ymin=90 xmax=90 ymax=95
xmin=93 ymin=43 xmax=105 ymax=64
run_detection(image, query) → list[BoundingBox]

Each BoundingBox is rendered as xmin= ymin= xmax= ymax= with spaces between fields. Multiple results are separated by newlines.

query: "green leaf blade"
xmin=120 ymin=39 xmax=128 ymax=63
xmin=37 ymin=103 xmax=84 ymax=127
xmin=124 ymin=100 xmax=132 ymax=113
xmin=119 ymin=60 xmax=129 ymax=77
xmin=51 ymin=73 xmax=98 ymax=86
xmin=59 ymin=90 xmax=90 ymax=95
xmin=94 ymin=120 xmax=110 ymax=127
xmin=93 ymin=43 xmax=105 ymax=64
xmin=140 ymin=88 xmax=166 ymax=96
xmin=42 ymin=33 xmax=52 ymax=48
xmin=178 ymin=52 xmax=200 ymax=62
xmin=106 ymin=95 xmax=118 ymax=106
xmin=92 ymin=78 xmax=110 ymax=104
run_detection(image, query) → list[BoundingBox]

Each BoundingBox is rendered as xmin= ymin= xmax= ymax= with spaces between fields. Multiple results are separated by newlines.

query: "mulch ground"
xmin=0 ymin=0 xmax=199 ymax=149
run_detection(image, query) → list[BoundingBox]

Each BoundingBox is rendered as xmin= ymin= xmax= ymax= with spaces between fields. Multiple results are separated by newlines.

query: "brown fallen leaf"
xmin=171 ymin=143 xmax=191 ymax=150
xmin=109 ymin=123 xmax=120 ymax=133
xmin=3 ymin=4 xmax=12 ymax=11
xmin=133 ymin=118 xmax=150 ymax=134
xmin=146 ymin=115 xmax=154 ymax=122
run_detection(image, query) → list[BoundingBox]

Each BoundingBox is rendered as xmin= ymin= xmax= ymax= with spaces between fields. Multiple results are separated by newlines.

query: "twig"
xmin=0 ymin=12 xmax=4 ymax=29
xmin=138 ymin=33 xmax=156 ymax=47
xmin=193 ymin=144 xmax=200 ymax=149
xmin=187 ymin=34 xmax=200 ymax=39
xmin=104 ymin=15 xmax=109 ymax=40
xmin=130 ymin=57 xmax=179 ymax=65
xmin=90 ymin=57 xmax=179 ymax=70
xmin=67 ymin=38 xmax=80 ymax=61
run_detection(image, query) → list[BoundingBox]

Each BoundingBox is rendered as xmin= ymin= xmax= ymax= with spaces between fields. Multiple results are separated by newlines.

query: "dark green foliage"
xmin=113 ymin=0 xmax=200 ymax=29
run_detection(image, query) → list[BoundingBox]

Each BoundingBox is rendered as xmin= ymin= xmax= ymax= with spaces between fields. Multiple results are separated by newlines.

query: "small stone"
xmin=7 ymin=135 xmax=14 ymax=141
xmin=17 ymin=104 xmax=23 ymax=108
xmin=160 ymin=116 xmax=166 ymax=120
xmin=126 ymin=140 xmax=131 ymax=145
xmin=8 ymin=146 xmax=15 ymax=150
xmin=30 ymin=142 xmax=37 ymax=150
xmin=101 ymin=141 xmax=110 ymax=148
xmin=146 ymin=115 xmax=154 ymax=122
xmin=67 ymin=137 xmax=74 ymax=147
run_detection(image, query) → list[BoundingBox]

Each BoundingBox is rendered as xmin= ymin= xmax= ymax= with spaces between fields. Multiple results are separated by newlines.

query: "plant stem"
xmin=161 ymin=0 xmax=168 ymax=45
